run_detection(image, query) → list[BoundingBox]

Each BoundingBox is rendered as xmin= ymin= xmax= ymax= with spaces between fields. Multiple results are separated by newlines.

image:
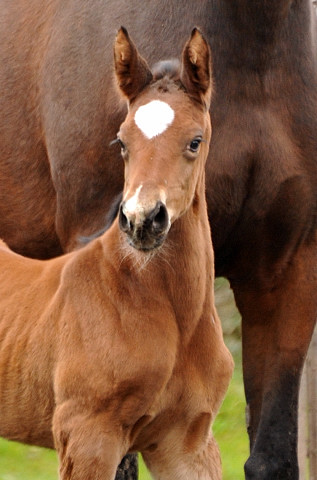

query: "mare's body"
xmin=0 ymin=2 xmax=316 ymax=478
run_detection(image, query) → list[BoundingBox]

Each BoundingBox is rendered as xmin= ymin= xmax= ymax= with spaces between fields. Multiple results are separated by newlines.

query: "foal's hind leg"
xmin=233 ymin=243 xmax=317 ymax=480
xmin=142 ymin=432 xmax=222 ymax=480
xmin=53 ymin=403 xmax=128 ymax=480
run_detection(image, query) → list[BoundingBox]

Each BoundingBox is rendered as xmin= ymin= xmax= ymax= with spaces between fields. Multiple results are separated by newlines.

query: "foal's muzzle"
xmin=119 ymin=201 xmax=170 ymax=251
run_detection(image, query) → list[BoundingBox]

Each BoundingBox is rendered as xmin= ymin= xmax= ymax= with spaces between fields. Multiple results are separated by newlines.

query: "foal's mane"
xmin=151 ymin=59 xmax=183 ymax=92
xmin=152 ymin=59 xmax=180 ymax=80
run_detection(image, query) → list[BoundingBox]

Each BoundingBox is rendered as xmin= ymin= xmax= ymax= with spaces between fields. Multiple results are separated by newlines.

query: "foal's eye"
xmin=117 ymin=138 xmax=127 ymax=152
xmin=110 ymin=136 xmax=128 ymax=156
xmin=188 ymin=137 xmax=202 ymax=153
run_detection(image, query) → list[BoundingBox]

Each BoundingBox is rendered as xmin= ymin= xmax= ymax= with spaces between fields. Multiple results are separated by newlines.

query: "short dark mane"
xmin=152 ymin=59 xmax=180 ymax=81
xmin=151 ymin=59 xmax=183 ymax=93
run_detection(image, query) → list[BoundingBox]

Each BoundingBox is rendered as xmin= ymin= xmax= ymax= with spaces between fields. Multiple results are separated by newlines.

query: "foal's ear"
xmin=114 ymin=27 xmax=153 ymax=102
xmin=180 ymin=28 xmax=213 ymax=109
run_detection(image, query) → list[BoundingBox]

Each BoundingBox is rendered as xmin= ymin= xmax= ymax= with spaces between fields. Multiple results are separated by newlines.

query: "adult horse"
xmin=0 ymin=27 xmax=233 ymax=480
xmin=0 ymin=1 xmax=316 ymax=479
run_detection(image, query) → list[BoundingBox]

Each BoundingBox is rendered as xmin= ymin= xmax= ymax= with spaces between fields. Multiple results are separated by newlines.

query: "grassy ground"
xmin=213 ymin=355 xmax=248 ymax=480
xmin=0 ymin=280 xmax=248 ymax=479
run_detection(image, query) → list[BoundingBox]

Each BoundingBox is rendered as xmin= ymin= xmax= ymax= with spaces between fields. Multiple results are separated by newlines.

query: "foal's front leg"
xmin=53 ymin=402 xmax=128 ymax=480
xmin=142 ymin=431 xmax=222 ymax=480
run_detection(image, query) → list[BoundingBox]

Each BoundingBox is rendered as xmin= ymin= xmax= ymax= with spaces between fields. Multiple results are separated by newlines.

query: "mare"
xmin=0 ymin=29 xmax=233 ymax=480
xmin=0 ymin=1 xmax=317 ymax=478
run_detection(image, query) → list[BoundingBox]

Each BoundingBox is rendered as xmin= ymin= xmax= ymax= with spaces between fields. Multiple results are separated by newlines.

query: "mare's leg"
xmin=233 ymin=244 xmax=317 ymax=480
xmin=142 ymin=431 xmax=222 ymax=480
xmin=53 ymin=403 xmax=128 ymax=480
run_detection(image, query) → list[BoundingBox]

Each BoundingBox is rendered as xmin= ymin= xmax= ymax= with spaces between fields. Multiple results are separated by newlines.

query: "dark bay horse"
xmin=0 ymin=1 xmax=317 ymax=479
xmin=0 ymin=28 xmax=233 ymax=480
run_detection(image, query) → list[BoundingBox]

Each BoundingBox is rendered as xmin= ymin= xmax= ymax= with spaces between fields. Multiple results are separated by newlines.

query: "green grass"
xmin=0 ymin=440 xmax=57 ymax=480
xmin=213 ymin=355 xmax=248 ymax=480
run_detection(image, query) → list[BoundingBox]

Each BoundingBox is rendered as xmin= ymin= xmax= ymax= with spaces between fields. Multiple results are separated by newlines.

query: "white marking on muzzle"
xmin=124 ymin=185 xmax=143 ymax=216
xmin=123 ymin=185 xmax=170 ymax=228
xmin=134 ymin=100 xmax=175 ymax=139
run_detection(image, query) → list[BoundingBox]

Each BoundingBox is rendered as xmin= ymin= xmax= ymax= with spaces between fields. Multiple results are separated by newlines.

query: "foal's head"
xmin=113 ymin=27 xmax=212 ymax=251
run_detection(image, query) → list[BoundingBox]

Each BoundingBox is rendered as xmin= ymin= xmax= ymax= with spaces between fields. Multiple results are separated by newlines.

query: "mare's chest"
xmin=206 ymin=100 xmax=317 ymax=283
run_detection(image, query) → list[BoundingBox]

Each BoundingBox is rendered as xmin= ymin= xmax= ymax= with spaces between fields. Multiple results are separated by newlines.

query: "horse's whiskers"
xmin=118 ymin=241 xmax=156 ymax=272
xmin=117 ymin=235 xmax=176 ymax=273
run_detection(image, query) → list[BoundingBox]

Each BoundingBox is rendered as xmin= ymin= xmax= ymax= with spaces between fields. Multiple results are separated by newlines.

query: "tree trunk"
xmin=298 ymin=323 xmax=317 ymax=480
xmin=306 ymin=327 xmax=317 ymax=480
xmin=298 ymin=364 xmax=307 ymax=479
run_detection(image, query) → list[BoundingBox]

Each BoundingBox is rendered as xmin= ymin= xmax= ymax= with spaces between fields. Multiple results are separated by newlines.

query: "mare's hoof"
xmin=244 ymin=453 xmax=298 ymax=480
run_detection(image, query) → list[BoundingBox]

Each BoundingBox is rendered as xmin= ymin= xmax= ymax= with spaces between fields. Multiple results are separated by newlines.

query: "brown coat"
xmin=0 ymin=29 xmax=233 ymax=480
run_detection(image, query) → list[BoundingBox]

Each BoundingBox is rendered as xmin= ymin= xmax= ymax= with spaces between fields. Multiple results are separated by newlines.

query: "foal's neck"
xmin=107 ymin=185 xmax=213 ymax=339
xmin=121 ymin=191 xmax=211 ymax=279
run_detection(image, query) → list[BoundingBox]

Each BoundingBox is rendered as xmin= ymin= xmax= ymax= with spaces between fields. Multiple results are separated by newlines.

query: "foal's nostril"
xmin=119 ymin=200 xmax=169 ymax=249
xmin=119 ymin=204 xmax=132 ymax=233
xmin=150 ymin=202 xmax=169 ymax=233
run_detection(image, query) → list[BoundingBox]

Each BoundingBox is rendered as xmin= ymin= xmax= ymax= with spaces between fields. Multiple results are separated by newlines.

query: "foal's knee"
xmin=53 ymin=404 xmax=126 ymax=480
xmin=143 ymin=434 xmax=222 ymax=480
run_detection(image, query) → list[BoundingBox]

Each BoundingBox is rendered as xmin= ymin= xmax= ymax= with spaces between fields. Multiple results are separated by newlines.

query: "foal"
xmin=0 ymin=29 xmax=233 ymax=479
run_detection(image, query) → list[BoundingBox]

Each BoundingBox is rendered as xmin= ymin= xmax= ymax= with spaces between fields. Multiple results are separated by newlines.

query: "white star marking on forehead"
xmin=134 ymin=100 xmax=175 ymax=139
